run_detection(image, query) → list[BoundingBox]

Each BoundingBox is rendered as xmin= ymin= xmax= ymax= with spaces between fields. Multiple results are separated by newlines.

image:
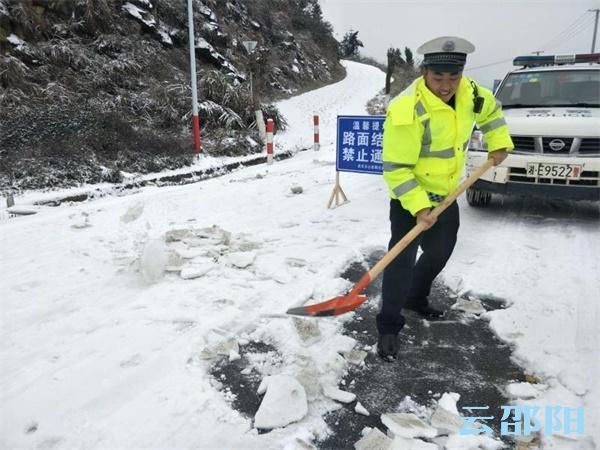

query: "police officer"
xmin=377 ymin=36 xmax=513 ymax=361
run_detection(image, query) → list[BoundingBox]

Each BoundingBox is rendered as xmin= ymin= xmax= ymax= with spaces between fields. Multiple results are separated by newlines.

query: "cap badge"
xmin=442 ymin=40 xmax=456 ymax=52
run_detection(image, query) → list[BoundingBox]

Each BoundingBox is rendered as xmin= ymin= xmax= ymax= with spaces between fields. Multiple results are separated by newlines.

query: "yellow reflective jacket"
xmin=382 ymin=76 xmax=514 ymax=215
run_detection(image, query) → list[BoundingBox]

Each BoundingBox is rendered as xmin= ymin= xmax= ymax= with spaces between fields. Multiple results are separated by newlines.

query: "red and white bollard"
xmin=266 ymin=118 xmax=274 ymax=165
xmin=192 ymin=115 xmax=201 ymax=153
xmin=313 ymin=114 xmax=320 ymax=151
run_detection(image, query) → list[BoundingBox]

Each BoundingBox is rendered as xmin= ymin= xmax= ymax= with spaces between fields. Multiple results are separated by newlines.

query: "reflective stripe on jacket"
xmin=382 ymin=76 xmax=514 ymax=215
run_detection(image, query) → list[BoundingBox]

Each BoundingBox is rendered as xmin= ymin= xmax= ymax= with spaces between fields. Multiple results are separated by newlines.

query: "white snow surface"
xmin=1 ymin=61 xmax=599 ymax=449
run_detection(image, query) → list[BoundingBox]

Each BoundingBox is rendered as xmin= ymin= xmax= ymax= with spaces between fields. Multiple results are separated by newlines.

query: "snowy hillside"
xmin=1 ymin=61 xmax=599 ymax=450
xmin=0 ymin=0 xmax=342 ymax=191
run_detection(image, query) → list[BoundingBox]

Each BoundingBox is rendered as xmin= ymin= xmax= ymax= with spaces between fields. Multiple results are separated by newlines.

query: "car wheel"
xmin=466 ymin=188 xmax=491 ymax=207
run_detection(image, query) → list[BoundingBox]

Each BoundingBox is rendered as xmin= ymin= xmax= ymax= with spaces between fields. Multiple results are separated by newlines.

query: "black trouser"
xmin=376 ymin=199 xmax=460 ymax=335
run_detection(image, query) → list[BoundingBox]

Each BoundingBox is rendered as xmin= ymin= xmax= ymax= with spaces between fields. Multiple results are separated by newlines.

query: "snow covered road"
xmin=1 ymin=61 xmax=599 ymax=450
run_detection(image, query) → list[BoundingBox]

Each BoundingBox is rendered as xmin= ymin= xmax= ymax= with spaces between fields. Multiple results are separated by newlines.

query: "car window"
xmin=497 ymin=70 xmax=600 ymax=107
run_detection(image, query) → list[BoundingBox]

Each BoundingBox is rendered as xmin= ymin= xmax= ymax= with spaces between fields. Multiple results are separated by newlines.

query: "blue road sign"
xmin=336 ymin=115 xmax=385 ymax=175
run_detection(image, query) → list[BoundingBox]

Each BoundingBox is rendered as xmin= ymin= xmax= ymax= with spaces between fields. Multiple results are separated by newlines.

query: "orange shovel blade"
xmin=286 ymin=273 xmax=372 ymax=317
xmin=286 ymin=293 xmax=368 ymax=317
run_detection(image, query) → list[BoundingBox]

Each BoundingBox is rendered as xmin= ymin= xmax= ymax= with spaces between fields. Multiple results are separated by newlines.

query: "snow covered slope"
xmin=1 ymin=61 xmax=598 ymax=449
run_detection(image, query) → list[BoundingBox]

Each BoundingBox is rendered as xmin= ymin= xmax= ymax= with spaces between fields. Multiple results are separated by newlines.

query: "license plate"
xmin=526 ymin=163 xmax=583 ymax=179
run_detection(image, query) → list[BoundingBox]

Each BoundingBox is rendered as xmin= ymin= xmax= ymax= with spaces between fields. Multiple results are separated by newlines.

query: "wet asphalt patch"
xmin=209 ymin=341 xmax=280 ymax=432
xmin=209 ymin=250 xmax=527 ymax=448
xmin=317 ymin=250 xmax=525 ymax=449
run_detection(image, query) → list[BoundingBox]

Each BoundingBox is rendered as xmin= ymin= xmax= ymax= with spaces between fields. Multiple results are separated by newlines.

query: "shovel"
xmin=286 ymin=159 xmax=495 ymax=317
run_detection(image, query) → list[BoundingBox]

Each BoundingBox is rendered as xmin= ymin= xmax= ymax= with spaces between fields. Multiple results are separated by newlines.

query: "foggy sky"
xmin=320 ymin=0 xmax=600 ymax=88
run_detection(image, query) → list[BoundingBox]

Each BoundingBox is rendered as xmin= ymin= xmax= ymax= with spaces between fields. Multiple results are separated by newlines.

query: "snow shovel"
xmin=286 ymin=159 xmax=495 ymax=317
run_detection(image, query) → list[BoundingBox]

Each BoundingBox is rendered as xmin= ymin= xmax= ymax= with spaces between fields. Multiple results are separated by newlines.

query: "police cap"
xmin=417 ymin=36 xmax=475 ymax=73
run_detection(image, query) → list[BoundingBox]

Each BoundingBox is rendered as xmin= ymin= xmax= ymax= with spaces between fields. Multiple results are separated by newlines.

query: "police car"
xmin=466 ymin=53 xmax=600 ymax=206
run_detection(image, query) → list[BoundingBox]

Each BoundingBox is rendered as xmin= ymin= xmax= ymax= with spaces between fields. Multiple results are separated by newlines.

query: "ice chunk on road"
xmin=445 ymin=434 xmax=504 ymax=450
xmin=322 ymin=385 xmax=356 ymax=404
xmin=381 ymin=413 xmax=437 ymax=439
xmin=438 ymin=392 xmax=460 ymax=415
xmin=254 ymin=375 xmax=307 ymax=429
xmin=140 ymin=238 xmax=168 ymax=283
xmin=353 ymin=427 xmax=391 ymax=450
xmin=330 ymin=334 xmax=357 ymax=354
xmin=506 ymin=381 xmax=545 ymax=399
xmin=452 ymin=297 xmax=486 ymax=315
xmin=180 ymin=263 xmax=213 ymax=279
xmin=225 ymin=251 xmax=256 ymax=268
xmin=430 ymin=406 xmax=463 ymax=435
xmin=355 ymin=402 xmax=370 ymax=416
xmin=342 ymin=349 xmax=368 ymax=365
xmin=228 ymin=349 xmax=240 ymax=361
xmin=296 ymin=367 xmax=321 ymax=401
xmin=389 ymin=436 xmax=438 ymax=450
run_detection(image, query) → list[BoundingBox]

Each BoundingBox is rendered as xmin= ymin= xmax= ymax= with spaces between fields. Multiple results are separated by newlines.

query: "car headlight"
xmin=469 ymin=130 xmax=487 ymax=152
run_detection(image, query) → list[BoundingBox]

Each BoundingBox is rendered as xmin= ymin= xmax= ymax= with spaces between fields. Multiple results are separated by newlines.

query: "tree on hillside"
xmin=310 ymin=0 xmax=323 ymax=20
xmin=293 ymin=0 xmax=333 ymax=40
xmin=404 ymin=47 xmax=414 ymax=68
xmin=385 ymin=47 xmax=404 ymax=94
xmin=339 ymin=30 xmax=363 ymax=58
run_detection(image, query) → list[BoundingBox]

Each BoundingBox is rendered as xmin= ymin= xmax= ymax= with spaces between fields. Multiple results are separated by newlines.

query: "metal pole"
xmin=249 ymin=70 xmax=253 ymax=106
xmin=590 ymin=9 xmax=600 ymax=53
xmin=187 ymin=0 xmax=201 ymax=153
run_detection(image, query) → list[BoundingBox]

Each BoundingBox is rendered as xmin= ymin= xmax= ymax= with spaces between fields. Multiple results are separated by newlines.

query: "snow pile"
xmin=350 ymin=393 xmax=509 ymax=450
xmin=134 ymin=225 xmax=264 ymax=281
xmin=354 ymin=392 xmax=507 ymax=450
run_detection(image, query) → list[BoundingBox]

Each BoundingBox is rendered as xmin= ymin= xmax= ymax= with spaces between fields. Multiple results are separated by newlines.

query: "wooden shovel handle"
xmin=367 ymin=159 xmax=495 ymax=281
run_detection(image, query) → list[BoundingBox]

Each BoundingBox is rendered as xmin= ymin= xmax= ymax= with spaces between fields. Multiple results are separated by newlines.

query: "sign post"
xmin=187 ymin=0 xmax=201 ymax=153
xmin=243 ymin=40 xmax=265 ymax=143
xmin=328 ymin=115 xmax=385 ymax=209
xmin=242 ymin=40 xmax=257 ymax=103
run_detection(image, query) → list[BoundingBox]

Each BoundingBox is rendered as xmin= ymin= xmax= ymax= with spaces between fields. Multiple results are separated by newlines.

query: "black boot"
xmin=404 ymin=301 xmax=445 ymax=319
xmin=377 ymin=334 xmax=399 ymax=361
